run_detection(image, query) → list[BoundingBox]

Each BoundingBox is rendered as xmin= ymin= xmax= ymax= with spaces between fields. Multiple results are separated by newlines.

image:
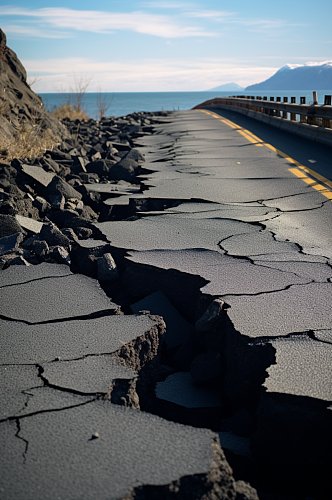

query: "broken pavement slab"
xmin=0 ymin=262 xmax=72 ymax=287
xmin=263 ymin=335 xmax=332 ymax=401
xmin=96 ymin=214 xmax=261 ymax=252
xmin=223 ymin=282 xmax=332 ymax=338
xmin=0 ymin=400 xmax=243 ymax=500
xmin=0 ymin=366 xmax=95 ymax=421
xmin=21 ymin=164 xmax=55 ymax=187
xmin=126 ymin=249 xmax=313 ymax=296
xmin=0 ymin=268 xmax=118 ymax=323
xmin=15 ymin=215 xmax=43 ymax=234
xmin=41 ymin=355 xmax=137 ymax=395
xmin=0 ymin=313 xmax=163 ymax=365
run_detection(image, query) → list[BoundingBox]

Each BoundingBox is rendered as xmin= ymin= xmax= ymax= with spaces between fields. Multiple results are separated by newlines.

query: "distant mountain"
xmin=245 ymin=62 xmax=332 ymax=91
xmin=208 ymin=82 xmax=244 ymax=91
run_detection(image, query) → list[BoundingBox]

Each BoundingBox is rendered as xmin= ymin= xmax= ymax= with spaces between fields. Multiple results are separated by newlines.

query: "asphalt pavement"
xmin=1 ymin=109 xmax=331 ymax=499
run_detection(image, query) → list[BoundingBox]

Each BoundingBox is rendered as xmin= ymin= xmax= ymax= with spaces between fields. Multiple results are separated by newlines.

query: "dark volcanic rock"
xmin=43 ymin=175 xmax=82 ymax=202
xmin=86 ymin=159 xmax=114 ymax=177
xmin=109 ymin=158 xmax=139 ymax=183
xmin=0 ymin=214 xmax=23 ymax=237
xmin=0 ymin=231 xmax=24 ymax=256
xmin=38 ymin=222 xmax=71 ymax=248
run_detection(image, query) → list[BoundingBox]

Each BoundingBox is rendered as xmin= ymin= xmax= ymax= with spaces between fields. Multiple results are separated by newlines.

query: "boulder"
xmin=0 ymin=232 xmax=24 ymax=256
xmin=97 ymin=253 xmax=119 ymax=282
xmin=38 ymin=222 xmax=71 ymax=248
xmin=0 ymin=214 xmax=23 ymax=237
xmin=43 ymin=175 xmax=82 ymax=202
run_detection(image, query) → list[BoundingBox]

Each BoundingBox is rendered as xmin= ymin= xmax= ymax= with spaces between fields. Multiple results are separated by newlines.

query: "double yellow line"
xmin=200 ymin=109 xmax=332 ymax=201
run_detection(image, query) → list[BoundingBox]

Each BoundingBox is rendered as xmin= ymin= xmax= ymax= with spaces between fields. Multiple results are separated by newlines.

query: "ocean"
xmin=39 ymin=90 xmax=332 ymax=120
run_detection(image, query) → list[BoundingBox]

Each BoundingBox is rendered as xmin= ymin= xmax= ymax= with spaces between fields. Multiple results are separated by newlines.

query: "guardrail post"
xmin=300 ymin=97 xmax=306 ymax=104
xmin=324 ymin=96 xmax=332 ymax=127
xmin=276 ymin=97 xmax=281 ymax=117
xmin=313 ymin=91 xmax=318 ymax=105
xmin=282 ymin=97 xmax=288 ymax=119
xmin=290 ymin=97 xmax=296 ymax=120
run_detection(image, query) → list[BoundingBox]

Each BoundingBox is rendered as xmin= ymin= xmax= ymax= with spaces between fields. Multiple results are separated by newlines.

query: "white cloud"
xmin=187 ymin=10 xmax=235 ymax=19
xmin=3 ymin=24 xmax=71 ymax=39
xmin=141 ymin=2 xmax=196 ymax=9
xmin=23 ymin=56 xmax=278 ymax=92
xmin=0 ymin=6 xmax=216 ymax=38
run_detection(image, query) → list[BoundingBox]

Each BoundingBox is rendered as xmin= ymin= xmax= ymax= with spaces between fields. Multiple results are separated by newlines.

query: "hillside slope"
xmin=0 ymin=28 xmax=68 ymax=141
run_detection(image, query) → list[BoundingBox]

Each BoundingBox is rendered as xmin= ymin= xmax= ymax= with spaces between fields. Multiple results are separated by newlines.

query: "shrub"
xmin=0 ymin=120 xmax=57 ymax=162
xmin=52 ymin=104 xmax=89 ymax=121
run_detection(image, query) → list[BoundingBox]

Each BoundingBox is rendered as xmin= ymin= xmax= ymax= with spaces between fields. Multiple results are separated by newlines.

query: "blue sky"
xmin=1 ymin=0 xmax=331 ymax=92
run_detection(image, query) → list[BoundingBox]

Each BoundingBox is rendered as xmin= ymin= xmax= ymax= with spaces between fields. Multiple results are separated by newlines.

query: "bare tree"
xmin=27 ymin=75 xmax=41 ymax=87
xmin=61 ymin=73 xmax=92 ymax=112
xmin=96 ymin=86 xmax=113 ymax=120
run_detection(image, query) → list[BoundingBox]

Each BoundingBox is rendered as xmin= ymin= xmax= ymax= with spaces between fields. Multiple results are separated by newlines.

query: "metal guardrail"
xmin=193 ymin=93 xmax=332 ymax=128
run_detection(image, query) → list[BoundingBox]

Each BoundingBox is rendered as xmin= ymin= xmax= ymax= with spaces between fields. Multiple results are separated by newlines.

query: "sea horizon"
xmin=39 ymin=89 xmax=332 ymax=120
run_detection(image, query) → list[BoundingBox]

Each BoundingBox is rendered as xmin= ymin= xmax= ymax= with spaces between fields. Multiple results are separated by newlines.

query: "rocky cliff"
xmin=0 ymin=28 xmax=68 ymax=141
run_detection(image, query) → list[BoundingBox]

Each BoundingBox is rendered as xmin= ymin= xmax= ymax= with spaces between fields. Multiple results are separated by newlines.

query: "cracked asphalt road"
xmin=98 ymin=109 xmax=332 ymax=403
xmin=1 ymin=109 xmax=331 ymax=499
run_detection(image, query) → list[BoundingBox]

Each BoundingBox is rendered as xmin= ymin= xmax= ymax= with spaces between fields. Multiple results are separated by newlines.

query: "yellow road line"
xmin=199 ymin=109 xmax=332 ymax=201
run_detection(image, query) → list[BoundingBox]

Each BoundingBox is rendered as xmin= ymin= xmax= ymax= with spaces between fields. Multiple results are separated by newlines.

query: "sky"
xmin=1 ymin=0 xmax=331 ymax=93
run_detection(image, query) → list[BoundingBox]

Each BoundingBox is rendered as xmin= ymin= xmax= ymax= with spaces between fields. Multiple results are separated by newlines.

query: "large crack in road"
xmin=1 ymin=109 xmax=331 ymax=500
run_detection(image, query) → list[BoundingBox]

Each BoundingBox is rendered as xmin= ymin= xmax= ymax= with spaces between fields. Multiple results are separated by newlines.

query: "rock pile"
xmin=0 ymin=110 xmax=169 ymax=273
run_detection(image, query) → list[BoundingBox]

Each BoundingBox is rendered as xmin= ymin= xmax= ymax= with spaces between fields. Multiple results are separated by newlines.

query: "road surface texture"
xmin=96 ymin=109 xmax=332 ymax=497
xmin=1 ymin=109 xmax=331 ymax=500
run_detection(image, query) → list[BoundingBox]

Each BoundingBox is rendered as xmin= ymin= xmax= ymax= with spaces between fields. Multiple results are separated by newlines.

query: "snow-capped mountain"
xmin=245 ymin=62 xmax=332 ymax=90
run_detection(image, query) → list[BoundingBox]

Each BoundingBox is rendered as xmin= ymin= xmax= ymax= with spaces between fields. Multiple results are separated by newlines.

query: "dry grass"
xmin=52 ymin=104 xmax=89 ymax=121
xmin=0 ymin=121 xmax=57 ymax=162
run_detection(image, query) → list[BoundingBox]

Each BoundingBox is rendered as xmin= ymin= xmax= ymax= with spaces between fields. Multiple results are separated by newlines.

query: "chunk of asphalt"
xmin=15 ymin=215 xmax=43 ymax=234
xmin=131 ymin=290 xmax=192 ymax=348
xmin=96 ymin=215 xmax=259 ymax=253
xmin=0 ymin=400 xmax=239 ymax=500
xmin=0 ymin=314 xmax=161 ymax=364
xmin=43 ymin=175 xmax=82 ymax=201
xmin=223 ymin=282 xmax=332 ymax=338
xmin=155 ymin=372 xmax=222 ymax=408
xmin=0 ymin=273 xmax=118 ymax=323
xmin=264 ymin=336 xmax=332 ymax=401
xmin=0 ymin=262 xmax=72 ymax=287
xmin=127 ymin=249 xmax=308 ymax=296
xmin=41 ymin=355 xmax=137 ymax=394
xmin=38 ymin=222 xmax=71 ymax=248
xmin=21 ymin=164 xmax=55 ymax=187
xmin=252 ymin=337 xmax=332 ymax=497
